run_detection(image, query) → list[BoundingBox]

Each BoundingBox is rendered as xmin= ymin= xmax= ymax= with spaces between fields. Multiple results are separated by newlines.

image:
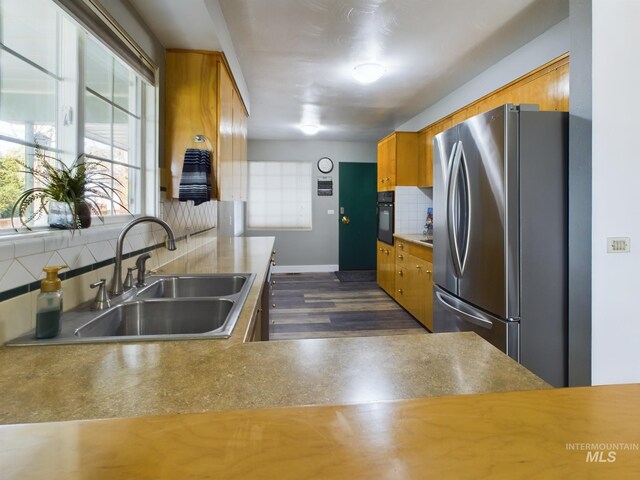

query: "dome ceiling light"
xmin=300 ymin=124 xmax=319 ymax=135
xmin=352 ymin=63 xmax=386 ymax=84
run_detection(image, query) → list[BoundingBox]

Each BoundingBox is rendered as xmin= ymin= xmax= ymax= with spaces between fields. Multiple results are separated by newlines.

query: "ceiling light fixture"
xmin=352 ymin=63 xmax=386 ymax=84
xmin=300 ymin=124 xmax=319 ymax=135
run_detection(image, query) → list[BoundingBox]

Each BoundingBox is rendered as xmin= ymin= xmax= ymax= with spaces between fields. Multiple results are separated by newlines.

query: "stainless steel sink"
xmin=6 ymin=272 xmax=256 ymax=345
xmin=75 ymin=299 xmax=234 ymax=338
xmin=136 ymin=275 xmax=247 ymax=299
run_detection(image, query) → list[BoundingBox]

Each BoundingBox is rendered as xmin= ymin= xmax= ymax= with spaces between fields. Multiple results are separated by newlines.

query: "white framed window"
xmin=0 ymin=0 xmax=156 ymax=231
xmin=247 ymin=161 xmax=312 ymax=230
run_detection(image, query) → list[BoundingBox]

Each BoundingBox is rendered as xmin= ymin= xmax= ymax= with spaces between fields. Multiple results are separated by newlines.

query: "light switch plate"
xmin=607 ymin=237 xmax=631 ymax=253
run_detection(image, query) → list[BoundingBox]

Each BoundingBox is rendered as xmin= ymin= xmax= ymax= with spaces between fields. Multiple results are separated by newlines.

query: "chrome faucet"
xmin=109 ymin=216 xmax=177 ymax=296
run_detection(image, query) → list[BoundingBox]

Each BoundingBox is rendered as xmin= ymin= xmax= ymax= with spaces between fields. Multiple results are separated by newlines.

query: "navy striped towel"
xmin=179 ymin=148 xmax=211 ymax=205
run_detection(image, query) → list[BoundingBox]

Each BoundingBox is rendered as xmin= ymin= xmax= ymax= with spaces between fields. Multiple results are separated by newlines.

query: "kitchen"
xmin=0 ymin=0 xmax=639 ymax=477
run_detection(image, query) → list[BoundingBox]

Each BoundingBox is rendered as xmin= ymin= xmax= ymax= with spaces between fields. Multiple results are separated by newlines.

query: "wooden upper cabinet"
xmin=419 ymin=118 xmax=451 ymax=188
xmin=377 ymin=132 xmax=418 ymax=191
xmin=165 ymin=49 xmax=248 ymax=201
xmin=165 ymin=51 xmax=218 ymax=199
xmin=377 ymin=134 xmax=395 ymax=190
xmin=217 ymin=58 xmax=234 ymax=201
xmin=555 ymin=62 xmax=570 ymax=111
xmin=416 ymin=55 xmax=570 ymax=189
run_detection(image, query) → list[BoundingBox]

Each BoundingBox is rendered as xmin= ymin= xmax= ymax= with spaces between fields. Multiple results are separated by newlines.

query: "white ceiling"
xmin=130 ymin=0 xmax=569 ymax=141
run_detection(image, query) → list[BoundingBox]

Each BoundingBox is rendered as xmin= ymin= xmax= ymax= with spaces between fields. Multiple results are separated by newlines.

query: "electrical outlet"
xmin=607 ymin=237 xmax=631 ymax=253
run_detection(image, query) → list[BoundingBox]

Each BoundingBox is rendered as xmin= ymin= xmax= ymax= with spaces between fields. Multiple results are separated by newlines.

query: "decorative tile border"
xmin=0 ymin=197 xmax=217 ymax=300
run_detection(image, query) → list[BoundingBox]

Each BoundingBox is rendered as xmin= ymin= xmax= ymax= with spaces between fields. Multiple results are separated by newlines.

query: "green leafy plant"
xmin=11 ymin=146 xmax=131 ymax=231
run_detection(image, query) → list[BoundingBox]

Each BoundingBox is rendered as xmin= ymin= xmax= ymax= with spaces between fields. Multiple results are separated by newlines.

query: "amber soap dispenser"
xmin=35 ymin=266 xmax=66 ymax=339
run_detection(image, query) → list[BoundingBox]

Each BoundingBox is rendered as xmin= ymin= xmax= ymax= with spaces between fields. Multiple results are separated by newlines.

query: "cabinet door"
xmin=395 ymin=244 xmax=407 ymax=304
xmin=422 ymin=260 xmax=434 ymax=331
xmin=417 ymin=129 xmax=428 ymax=187
xmin=232 ymin=88 xmax=247 ymax=200
xmin=165 ymin=51 xmax=218 ymax=199
xmin=377 ymin=141 xmax=387 ymax=191
xmin=217 ymin=60 xmax=234 ymax=201
xmin=377 ymin=135 xmax=397 ymax=191
xmin=395 ymin=132 xmax=418 ymax=186
xmin=555 ymin=62 xmax=570 ymax=111
xmin=376 ymin=241 xmax=395 ymax=295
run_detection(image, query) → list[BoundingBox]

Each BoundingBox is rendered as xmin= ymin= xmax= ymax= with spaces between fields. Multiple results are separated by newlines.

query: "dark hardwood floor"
xmin=269 ymin=272 xmax=428 ymax=341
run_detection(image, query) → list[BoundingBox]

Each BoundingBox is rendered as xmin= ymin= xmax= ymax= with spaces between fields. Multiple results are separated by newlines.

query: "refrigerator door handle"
xmin=458 ymin=142 xmax=472 ymax=274
xmin=446 ymin=142 xmax=463 ymax=278
xmin=435 ymin=291 xmax=493 ymax=329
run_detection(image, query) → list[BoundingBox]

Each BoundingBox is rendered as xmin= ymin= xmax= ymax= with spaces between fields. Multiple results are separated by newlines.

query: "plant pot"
xmin=48 ymin=200 xmax=91 ymax=229
xmin=76 ymin=201 xmax=91 ymax=229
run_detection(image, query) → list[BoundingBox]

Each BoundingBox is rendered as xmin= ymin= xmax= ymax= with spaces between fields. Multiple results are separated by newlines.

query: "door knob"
xmin=341 ymin=216 xmax=351 ymax=224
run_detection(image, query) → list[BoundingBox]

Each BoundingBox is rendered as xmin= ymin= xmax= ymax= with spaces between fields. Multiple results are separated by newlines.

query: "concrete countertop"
xmin=0 ymin=235 xmax=548 ymax=425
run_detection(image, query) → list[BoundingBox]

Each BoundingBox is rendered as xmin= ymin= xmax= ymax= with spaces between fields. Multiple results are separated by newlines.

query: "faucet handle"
xmin=123 ymin=267 xmax=138 ymax=290
xmin=90 ymin=279 xmax=111 ymax=311
xmin=135 ymin=253 xmax=152 ymax=287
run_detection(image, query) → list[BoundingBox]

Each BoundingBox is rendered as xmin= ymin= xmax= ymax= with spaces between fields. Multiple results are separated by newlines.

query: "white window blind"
xmin=247 ymin=161 xmax=312 ymax=230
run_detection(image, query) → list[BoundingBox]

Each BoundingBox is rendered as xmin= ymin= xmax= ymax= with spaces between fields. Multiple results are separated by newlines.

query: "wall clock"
xmin=317 ymin=157 xmax=334 ymax=174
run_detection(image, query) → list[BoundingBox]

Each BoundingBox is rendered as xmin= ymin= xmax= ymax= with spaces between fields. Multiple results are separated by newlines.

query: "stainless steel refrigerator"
xmin=433 ymin=104 xmax=568 ymax=387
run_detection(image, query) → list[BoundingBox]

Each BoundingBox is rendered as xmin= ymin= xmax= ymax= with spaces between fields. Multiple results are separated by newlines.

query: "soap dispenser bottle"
xmin=35 ymin=266 xmax=66 ymax=339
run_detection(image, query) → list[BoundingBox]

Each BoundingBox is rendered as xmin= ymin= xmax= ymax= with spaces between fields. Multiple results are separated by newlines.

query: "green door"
xmin=339 ymin=162 xmax=377 ymax=270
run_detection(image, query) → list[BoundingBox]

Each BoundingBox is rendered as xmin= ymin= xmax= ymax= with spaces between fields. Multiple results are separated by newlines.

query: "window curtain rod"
xmin=52 ymin=0 xmax=157 ymax=85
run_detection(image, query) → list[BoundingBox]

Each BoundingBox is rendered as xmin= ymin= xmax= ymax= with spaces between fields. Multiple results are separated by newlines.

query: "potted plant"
xmin=11 ymin=146 xmax=130 ymax=231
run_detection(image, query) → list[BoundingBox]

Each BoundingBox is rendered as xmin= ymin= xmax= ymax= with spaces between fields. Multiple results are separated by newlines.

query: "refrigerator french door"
xmin=432 ymin=104 xmax=568 ymax=387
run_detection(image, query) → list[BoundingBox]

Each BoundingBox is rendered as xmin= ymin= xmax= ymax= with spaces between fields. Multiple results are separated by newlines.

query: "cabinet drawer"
xmin=395 ymin=239 xmax=433 ymax=263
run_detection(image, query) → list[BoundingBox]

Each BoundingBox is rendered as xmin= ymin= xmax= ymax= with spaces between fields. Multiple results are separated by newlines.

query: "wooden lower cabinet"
xmin=394 ymin=241 xmax=434 ymax=331
xmin=376 ymin=241 xmax=395 ymax=296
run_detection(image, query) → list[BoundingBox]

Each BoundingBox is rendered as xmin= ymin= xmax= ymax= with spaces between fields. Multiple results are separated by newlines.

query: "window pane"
xmin=84 ymin=92 xmax=112 ymax=157
xmin=85 ymin=38 xmax=112 ymax=100
xmin=0 ymin=0 xmax=58 ymax=74
xmin=0 ymin=141 xmax=27 ymax=225
xmin=112 ymin=163 xmax=132 ymax=215
xmin=113 ymin=59 xmax=133 ymax=112
xmin=113 ymin=109 xmax=131 ymax=157
xmin=0 ymin=53 xmax=57 ymax=144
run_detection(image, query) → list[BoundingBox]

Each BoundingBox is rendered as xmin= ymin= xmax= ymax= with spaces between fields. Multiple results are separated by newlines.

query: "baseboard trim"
xmin=272 ymin=264 xmax=339 ymax=274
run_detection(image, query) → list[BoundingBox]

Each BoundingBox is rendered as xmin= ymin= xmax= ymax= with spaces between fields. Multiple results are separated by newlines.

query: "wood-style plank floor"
xmin=269 ymin=272 xmax=428 ymax=341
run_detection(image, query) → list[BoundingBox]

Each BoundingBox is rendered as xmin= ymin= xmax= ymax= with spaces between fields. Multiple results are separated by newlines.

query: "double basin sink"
xmin=8 ymin=273 xmax=256 ymax=345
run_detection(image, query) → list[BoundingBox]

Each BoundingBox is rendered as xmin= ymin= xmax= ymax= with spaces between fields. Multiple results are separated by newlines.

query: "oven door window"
xmin=378 ymin=205 xmax=394 ymax=244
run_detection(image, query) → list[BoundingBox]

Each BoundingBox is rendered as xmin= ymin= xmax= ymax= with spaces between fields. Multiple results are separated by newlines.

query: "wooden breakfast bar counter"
xmin=1 ymin=384 xmax=638 ymax=479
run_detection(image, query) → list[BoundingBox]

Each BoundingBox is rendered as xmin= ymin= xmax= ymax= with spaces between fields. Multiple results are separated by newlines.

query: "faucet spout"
xmin=109 ymin=216 xmax=177 ymax=296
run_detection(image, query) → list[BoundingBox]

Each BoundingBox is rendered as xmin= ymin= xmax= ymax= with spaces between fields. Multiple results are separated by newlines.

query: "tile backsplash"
xmin=0 ymin=196 xmax=217 ymax=343
xmin=395 ymin=186 xmax=433 ymax=234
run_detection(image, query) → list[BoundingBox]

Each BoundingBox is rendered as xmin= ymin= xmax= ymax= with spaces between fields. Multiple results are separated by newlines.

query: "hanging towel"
xmin=179 ymin=148 xmax=211 ymax=205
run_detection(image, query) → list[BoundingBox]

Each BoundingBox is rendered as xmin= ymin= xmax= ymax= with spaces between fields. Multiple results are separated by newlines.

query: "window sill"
xmin=0 ymin=215 xmax=139 ymax=244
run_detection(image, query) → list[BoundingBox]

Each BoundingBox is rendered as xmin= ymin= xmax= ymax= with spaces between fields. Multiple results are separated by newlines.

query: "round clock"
xmin=317 ymin=157 xmax=334 ymax=174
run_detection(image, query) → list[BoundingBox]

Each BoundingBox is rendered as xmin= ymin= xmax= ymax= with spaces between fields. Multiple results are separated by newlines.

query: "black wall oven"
xmin=377 ymin=191 xmax=394 ymax=245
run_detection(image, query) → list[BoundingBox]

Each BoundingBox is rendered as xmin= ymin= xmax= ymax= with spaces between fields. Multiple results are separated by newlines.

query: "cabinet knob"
xmin=272 ymin=303 xmax=276 ymax=308
xmin=397 ymin=289 xmax=404 ymax=294
xmin=416 ymin=265 xmax=422 ymax=269
xmin=399 ymin=243 xmax=404 ymax=249
xmin=398 ymin=270 xmax=403 ymax=276
xmin=272 ymin=280 xmax=276 ymax=285
xmin=398 ymin=254 xmax=404 ymax=260
xmin=385 ymin=249 xmax=390 ymax=255
xmin=379 ymin=247 xmax=384 ymax=252
xmin=426 ymin=270 xmax=432 ymax=275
